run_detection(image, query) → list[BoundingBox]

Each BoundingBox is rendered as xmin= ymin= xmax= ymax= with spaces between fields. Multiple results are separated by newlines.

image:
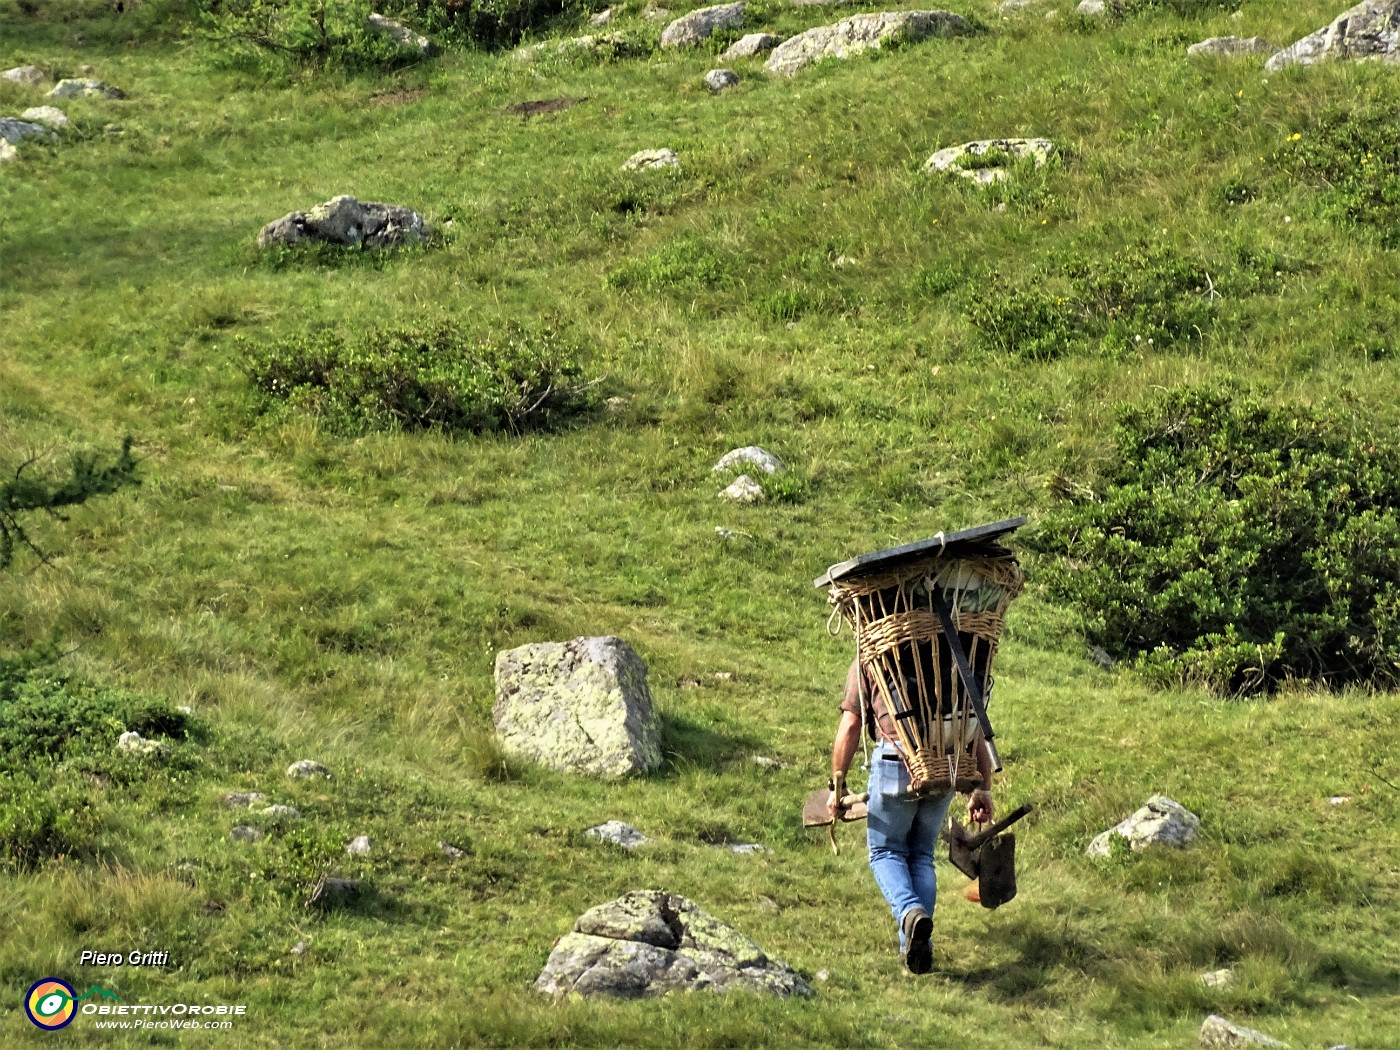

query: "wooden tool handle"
xmin=965 ymin=802 xmax=1034 ymax=850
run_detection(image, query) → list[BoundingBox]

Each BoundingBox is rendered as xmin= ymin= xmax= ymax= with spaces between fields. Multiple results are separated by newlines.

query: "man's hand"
xmin=968 ymin=788 xmax=994 ymax=824
xmin=827 ymin=790 xmax=848 ymax=822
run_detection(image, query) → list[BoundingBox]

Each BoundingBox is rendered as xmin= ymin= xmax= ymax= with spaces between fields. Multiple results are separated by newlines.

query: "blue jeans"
xmin=866 ymin=741 xmax=954 ymax=949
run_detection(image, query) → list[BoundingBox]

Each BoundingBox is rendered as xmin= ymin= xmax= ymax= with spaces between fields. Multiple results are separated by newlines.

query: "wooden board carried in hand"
xmin=802 ymin=789 xmax=869 ymax=827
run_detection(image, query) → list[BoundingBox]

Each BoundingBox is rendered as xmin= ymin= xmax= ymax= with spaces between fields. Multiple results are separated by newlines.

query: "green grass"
xmin=3 ymin=0 xmax=1400 ymax=1045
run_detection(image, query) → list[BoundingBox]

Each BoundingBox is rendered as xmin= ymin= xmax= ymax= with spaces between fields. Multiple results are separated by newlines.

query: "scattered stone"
xmin=230 ymin=825 xmax=264 ymax=843
xmin=1199 ymin=1014 xmax=1288 ymax=1048
xmin=535 ymin=890 xmax=811 ymax=999
xmin=1076 ymin=0 xmax=1121 ymax=14
xmin=0 ymin=141 xmax=15 ymax=165
xmin=591 ymin=7 xmax=616 ymax=25
xmin=623 ymin=148 xmax=680 ymax=171
xmin=1200 ymin=968 xmax=1236 ymax=990
xmin=764 ymin=11 xmax=970 ymax=77
xmin=439 ymin=841 xmax=468 ymax=859
xmin=722 ymin=32 xmax=781 ymax=59
xmin=1187 ymin=36 xmax=1273 ymax=57
xmin=2 ymin=65 xmax=45 ymax=86
xmin=366 ymin=12 xmax=435 ymax=56
xmin=751 ymin=755 xmax=786 ymax=770
xmin=177 ymin=705 xmax=194 ymax=715
xmin=1088 ymin=644 xmax=1116 ymax=669
xmin=1087 ymin=795 xmax=1201 ymax=857
xmin=1325 ymin=1045 xmax=1353 ymax=1050
xmin=345 ymin=835 xmax=372 ymax=855
xmin=222 ymin=791 xmax=267 ymax=808
xmin=257 ymin=196 xmax=428 ymax=250
xmin=661 ymin=3 xmax=745 ymax=48
xmin=713 ymin=446 xmax=783 ymax=475
xmin=290 ymin=940 xmax=309 ymax=956
xmin=713 ymin=672 xmax=733 ymax=682
xmin=255 ymin=804 xmax=301 ymax=820
xmin=998 ymin=0 xmax=1040 ymax=10
xmin=1267 ymin=1 xmax=1400 ymax=73
xmin=725 ymin=842 xmax=770 ymax=855
xmin=586 ymin=821 xmax=651 ymax=849
xmin=287 ymin=759 xmax=332 ymax=780
xmin=116 ymin=731 xmax=171 ymax=759
xmin=1328 ymin=795 xmax=1351 ymax=805
xmin=832 ymin=254 xmax=857 ymax=268
xmin=605 ymin=395 xmax=628 ymax=412
xmin=493 ymin=636 xmax=663 ymax=778
xmin=705 ymin=68 xmax=740 ymax=92
xmin=0 ymin=118 xmax=54 ymax=145
xmin=814 ymin=969 xmax=829 ymax=981
xmin=719 ymin=475 xmax=764 ymax=502
xmin=643 ymin=4 xmax=673 ymax=20
xmin=924 ymin=137 xmax=1056 ymax=185
xmin=306 ymin=875 xmax=362 ymax=910
xmin=48 ymin=78 xmax=124 ymax=100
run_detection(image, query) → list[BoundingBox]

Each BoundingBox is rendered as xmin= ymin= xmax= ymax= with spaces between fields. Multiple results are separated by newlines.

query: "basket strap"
xmin=930 ymin=588 xmax=1001 ymax=772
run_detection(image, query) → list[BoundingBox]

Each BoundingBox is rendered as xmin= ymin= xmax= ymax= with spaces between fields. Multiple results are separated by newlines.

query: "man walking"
xmin=829 ymin=659 xmax=995 ymax=974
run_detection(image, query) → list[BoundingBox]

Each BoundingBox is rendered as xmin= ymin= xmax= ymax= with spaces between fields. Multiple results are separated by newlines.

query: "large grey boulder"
xmin=661 ymin=3 xmax=745 ymax=48
xmin=1266 ymin=1 xmax=1400 ymax=72
xmin=1188 ymin=36 xmax=1273 ymax=57
xmin=722 ymin=32 xmax=781 ymax=58
xmin=535 ymin=890 xmax=811 ymax=998
xmin=0 ymin=118 xmax=54 ymax=145
xmin=256 ymin=195 xmax=429 ymax=249
xmin=366 ymin=12 xmax=435 ymax=56
xmin=2 ymin=66 xmax=45 ymax=85
xmin=48 ymin=78 xmax=124 ymax=100
xmin=493 ymin=636 xmax=662 ymax=778
xmin=705 ymin=69 xmax=740 ymax=91
xmin=1087 ymin=795 xmax=1200 ymax=857
xmin=924 ymin=138 xmax=1056 ymax=185
xmin=764 ymin=11 xmax=970 ymax=77
xmin=21 ymin=106 xmax=69 ymax=129
xmin=1199 ymin=1014 xmax=1288 ymax=1048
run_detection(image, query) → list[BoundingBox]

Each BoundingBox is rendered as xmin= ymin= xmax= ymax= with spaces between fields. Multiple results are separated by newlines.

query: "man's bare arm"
xmin=829 ymin=709 xmax=861 ymax=819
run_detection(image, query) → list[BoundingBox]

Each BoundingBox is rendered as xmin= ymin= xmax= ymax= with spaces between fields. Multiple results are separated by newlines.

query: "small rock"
xmin=366 ymin=12 xmax=435 ymax=56
xmin=1200 ymin=968 xmax=1236 ymax=989
xmin=1328 ymin=795 xmax=1351 ymax=805
xmin=230 ymin=825 xmax=264 ymax=843
xmin=21 ymin=106 xmax=68 ymax=129
xmin=623 ymin=148 xmax=680 ymax=172
xmin=726 ymin=842 xmax=770 ymax=855
xmin=814 ymin=969 xmax=829 ymax=981
xmin=0 ymin=141 xmax=16 ymax=165
xmin=1076 ymin=0 xmax=1118 ymax=14
xmin=1 ymin=65 xmax=45 ymax=86
xmin=751 ymin=755 xmax=787 ymax=770
xmin=1087 ymin=795 xmax=1200 ymax=857
xmin=116 ymin=731 xmax=171 ymax=759
xmin=1188 ymin=36 xmax=1273 ymax=58
xmin=705 ymin=68 xmax=740 ymax=92
xmin=719 ymin=474 xmax=764 ymax=502
xmin=290 ymin=940 xmax=309 ymax=956
xmin=924 ymin=137 xmax=1057 ymax=184
xmin=258 ymin=195 xmax=428 ymax=250
xmin=255 ymin=804 xmax=301 ymax=820
xmin=0 ymin=118 xmax=54 ymax=145
xmin=345 ymin=835 xmax=372 ymax=855
xmin=998 ymin=0 xmax=1039 ymax=9
xmin=222 ymin=791 xmax=267 ymax=808
xmin=590 ymin=7 xmax=616 ymax=25
xmin=643 ymin=4 xmax=673 ymax=20
xmin=103 ymin=123 xmax=123 ymax=135
xmin=1199 ymin=1014 xmax=1288 ymax=1048
xmin=306 ymin=875 xmax=362 ymax=910
xmin=661 ymin=2 xmax=745 ymax=48
xmin=832 ymin=254 xmax=856 ymax=268
xmin=287 ymin=759 xmax=332 ymax=780
xmin=177 ymin=705 xmax=194 ymax=715
xmin=1088 ymin=644 xmax=1116 ymax=669
xmin=47 ymin=77 xmax=124 ymax=100
xmin=713 ymin=672 xmax=733 ymax=681
xmin=605 ymin=395 xmax=628 ymax=412
xmin=721 ymin=32 xmax=781 ymax=59
xmin=439 ymin=841 xmax=468 ymax=859
xmin=715 ymin=527 xmax=737 ymax=540
xmin=713 ymin=446 xmax=784 ymax=475
xmin=586 ymin=821 xmax=651 ymax=849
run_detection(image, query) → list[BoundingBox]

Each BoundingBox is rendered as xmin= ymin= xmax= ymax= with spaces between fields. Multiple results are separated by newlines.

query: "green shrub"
xmin=195 ymin=0 xmax=423 ymax=71
xmin=1030 ymin=386 xmax=1400 ymax=694
xmin=606 ymin=237 xmax=732 ymax=294
xmin=0 ymin=772 xmax=102 ymax=870
xmin=396 ymin=0 xmax=580 ymax=49
xmin=241 ymin=322 xmax=593 ymax=435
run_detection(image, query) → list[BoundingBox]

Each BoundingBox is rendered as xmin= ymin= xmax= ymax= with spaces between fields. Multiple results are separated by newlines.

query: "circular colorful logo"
xmin=24 ymin=978 xmax=77 ymax=1030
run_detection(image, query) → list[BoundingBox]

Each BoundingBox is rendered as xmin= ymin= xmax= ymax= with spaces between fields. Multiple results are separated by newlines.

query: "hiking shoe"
xmin=901 ymin=907 xmax=933 ymax=975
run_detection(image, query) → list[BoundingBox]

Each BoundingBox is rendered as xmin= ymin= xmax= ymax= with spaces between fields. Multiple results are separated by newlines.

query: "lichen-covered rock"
xmin=2 ymin=65 xmax=45 ymax=85
xmin=116 ymin=731 xmax=171 ymax=759
xmin=222 ymin=791 xmax=267 ymax=808
xmin=345 ymin=835 xmax=372 ymax=855
xmin=924 ymin=137 xmax=1057 ymax=185
xmin=1187 ymin=36 xmax=1273 ymax=57
xmin=586 ymin=821 xmax=651 ymax=849
xmin=0 ymin=141 xmax=15 ymax=165
xmin=705 ymin=68 xmax=740 ymax=91
xmin=536 ymin=890 xmax=811 ymax=998
xmin=493 ymin=636 xmax=662 ymax=778
xmin=719 ymin=474 xmax=764 ymax=502
xmin=1199 ymin=1014 xmax=1288 ymax=1048
xmin=255 ymin=804 xmax=301 ymax=820
xmin=764 ymin=11 xmax=970 ymax=77
xmin=48 ymin=78 xmax=124 ymax=100
xmin=1087 ymin=795 xmax=1200 ymax=857
xmin=623 ymin=148 xmax=680 ymax=171
xmin=722 ymin=32 xmax=781 ymax=58
xmin=256 ymin=195 xmax=429 ymax=250
xmin=230 ymin=825 xmax=264 ymax=843
xmin=367 ymin=12 xmax=435 ymax=56
xmin=713 ymin=446 xmax=783 ymax=475
xmin=0 ymin=118 xmax=54 ymax=145
xmin=287 ymin=759 xmax=332 ymax=780
xmin=1266 ymin=1 xmax=1400 ymax=72
xmin=661 ymin=3 xmax=745 ymax=48
xmin=21 ymin=106 xmax=68 ymax=129
xmin=1200 ymin=968 xmax=1236 ymax=989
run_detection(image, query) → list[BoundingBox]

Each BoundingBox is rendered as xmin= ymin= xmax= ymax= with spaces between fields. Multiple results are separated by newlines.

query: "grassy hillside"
xmin=3 ymin=0 xmax=1399 ymax=1045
